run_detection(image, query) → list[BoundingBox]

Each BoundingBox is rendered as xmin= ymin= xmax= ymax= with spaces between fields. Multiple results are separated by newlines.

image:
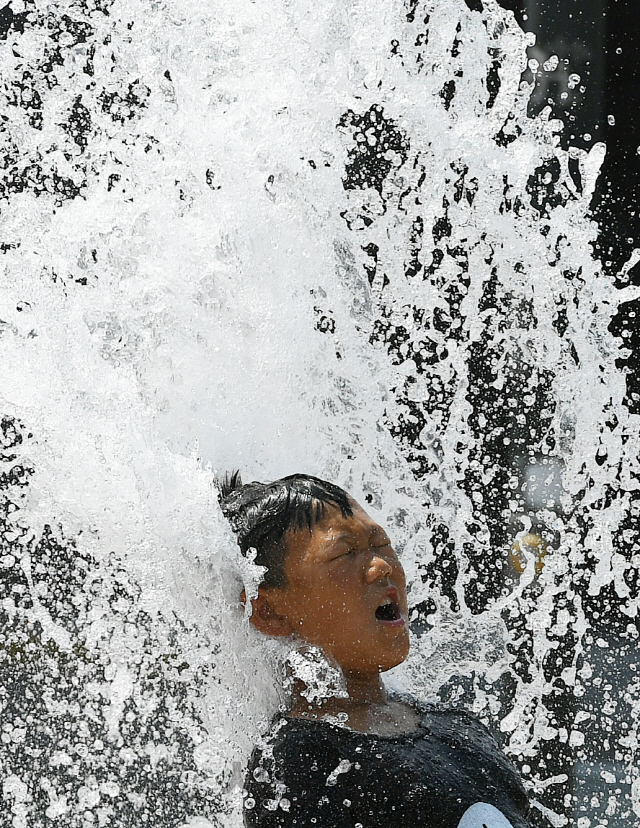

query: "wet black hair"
xmin=217 ymin=472 xmax=354 ymax=588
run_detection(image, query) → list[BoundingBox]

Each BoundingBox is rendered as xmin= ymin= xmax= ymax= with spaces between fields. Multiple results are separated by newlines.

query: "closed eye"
xmin=328 ymin=546 xmax=357 ymax=561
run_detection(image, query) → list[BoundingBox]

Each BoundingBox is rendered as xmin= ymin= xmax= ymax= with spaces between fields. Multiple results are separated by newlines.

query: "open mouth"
xmin=375 ymin=597 xmax=402 ymax=623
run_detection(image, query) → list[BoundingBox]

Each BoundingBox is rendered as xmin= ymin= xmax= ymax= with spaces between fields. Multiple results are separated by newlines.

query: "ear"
xmin=241 ymin=588 xmax=293 ymax=637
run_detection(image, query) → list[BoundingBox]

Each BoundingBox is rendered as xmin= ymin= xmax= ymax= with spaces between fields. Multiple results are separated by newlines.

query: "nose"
xmin=365 ymin=553 xmax=394 ymax=584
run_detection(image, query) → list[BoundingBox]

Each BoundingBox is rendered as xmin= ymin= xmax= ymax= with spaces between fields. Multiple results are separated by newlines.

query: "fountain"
xmin=1 ymin=0 xmax=638 ymax=825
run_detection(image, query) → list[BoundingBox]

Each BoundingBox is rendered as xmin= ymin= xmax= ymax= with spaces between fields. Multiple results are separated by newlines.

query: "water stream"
xmin=1 ymin=0 xmax=639 ymax=825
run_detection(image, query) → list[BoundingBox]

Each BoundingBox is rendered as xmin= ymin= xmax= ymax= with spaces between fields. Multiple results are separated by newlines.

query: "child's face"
xmin=267 ymin=501 xmax=410 ymax=677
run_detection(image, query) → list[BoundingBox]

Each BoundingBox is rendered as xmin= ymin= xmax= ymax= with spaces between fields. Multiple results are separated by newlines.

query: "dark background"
xmin=499 ymin=0 xmax=640 ymax=404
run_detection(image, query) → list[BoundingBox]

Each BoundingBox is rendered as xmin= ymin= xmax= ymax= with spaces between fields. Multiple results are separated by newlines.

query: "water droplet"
xmin=543 ymin=55 xmax=559 ymax=72
xmin=568 ymin=73 xmax=581 ymax=90
xmin=608 ymin=115 xmax=616 ymax=126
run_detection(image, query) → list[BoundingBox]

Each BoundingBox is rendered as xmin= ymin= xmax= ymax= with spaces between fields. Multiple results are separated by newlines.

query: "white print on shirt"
xmin=457 ymin=802 xmax=515 ymax=828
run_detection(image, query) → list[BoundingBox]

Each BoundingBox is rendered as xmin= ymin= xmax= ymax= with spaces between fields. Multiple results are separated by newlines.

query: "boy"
xmin=219 ymin=473 xmax=531 ymax=828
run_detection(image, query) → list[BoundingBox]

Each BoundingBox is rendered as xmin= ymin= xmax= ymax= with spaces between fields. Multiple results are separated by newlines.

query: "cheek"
xmin=312 ymin=584 xmax=365 ymax=625
xmin=287 ymin=566 xmax=366 ymax=628
xmin=324 ymin=584 xmax=363 ymax=615
xmin=325 ymin=560 xmax=364 ymax=592
xmin=289 ymin=581 xmax=349 ymax=622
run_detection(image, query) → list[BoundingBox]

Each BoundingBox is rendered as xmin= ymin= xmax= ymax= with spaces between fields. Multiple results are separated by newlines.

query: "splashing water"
xmin=1 ymin=0 xmax=639 ymax=825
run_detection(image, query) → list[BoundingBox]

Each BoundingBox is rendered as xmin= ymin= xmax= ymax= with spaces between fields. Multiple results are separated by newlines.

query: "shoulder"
xmin=244 ymin=718 xmax=365 ymax=827
xmin=245 ymin=717 xmax=359 ymax=799
xmin=422 ymin=707 xmax=525 ymax=777
xmin=425 ymin=707 xmax=530 ymax=812
xmin=424 ymin=705 xmax=502 ymax=745
xmin=251 ymin=716 xmax=350 ymax=765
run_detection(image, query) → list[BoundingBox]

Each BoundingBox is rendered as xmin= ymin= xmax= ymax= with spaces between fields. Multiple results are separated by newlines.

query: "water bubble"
xmin=568 ymin=73 xmax=581 ymax=89
xmin=608 ymin=115 xmax=616 ymax=126
xmin=543 ymin=55 xmax=559 ymax=72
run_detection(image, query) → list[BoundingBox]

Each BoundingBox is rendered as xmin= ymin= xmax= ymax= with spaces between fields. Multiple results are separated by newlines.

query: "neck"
xmin=289 ymin=670 xmax=386 ymax=720
xmin=343 ymin=671 xmax=386 ymax=705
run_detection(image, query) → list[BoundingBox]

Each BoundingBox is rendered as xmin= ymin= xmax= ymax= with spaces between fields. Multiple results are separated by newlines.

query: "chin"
xmin=380 ymin=640 xmax=411 ymax=672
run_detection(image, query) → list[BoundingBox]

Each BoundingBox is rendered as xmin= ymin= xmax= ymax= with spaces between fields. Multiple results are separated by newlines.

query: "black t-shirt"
xmin=244 ymin=705 xmax=531 ymax=828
